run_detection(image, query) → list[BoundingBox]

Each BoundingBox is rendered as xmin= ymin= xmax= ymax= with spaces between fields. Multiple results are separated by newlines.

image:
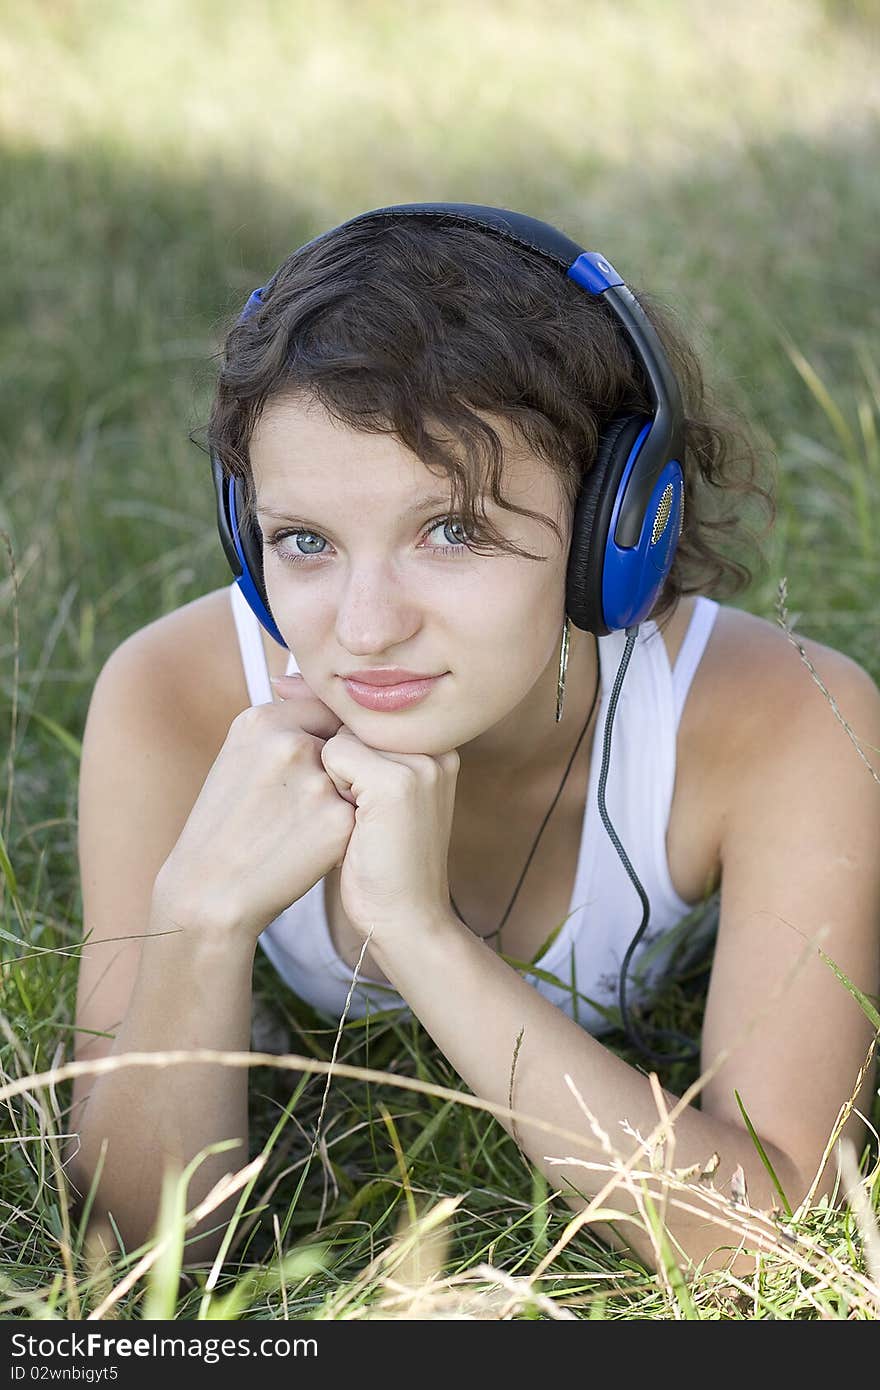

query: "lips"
xmin=342 ymin=673 xmax=445 ymax=712
xmin=340 ymin=668 xmax=441 ymax=686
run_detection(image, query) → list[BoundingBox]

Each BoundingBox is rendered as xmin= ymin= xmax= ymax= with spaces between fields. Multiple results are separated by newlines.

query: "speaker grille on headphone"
xmin=651 ymin=483 xmax=674 ymax=546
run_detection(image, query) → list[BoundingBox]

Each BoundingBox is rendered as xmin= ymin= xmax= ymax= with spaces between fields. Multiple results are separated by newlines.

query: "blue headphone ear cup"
xmin=232 ymin=476 xmax=267 ymax=598
xmin=219 ymin=470 xmax=288 ymax=649
xmin=566 ymin=414 xmax=648 ymax=636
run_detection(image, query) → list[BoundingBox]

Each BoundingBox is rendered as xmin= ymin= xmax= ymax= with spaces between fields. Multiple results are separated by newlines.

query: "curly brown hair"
xmin=204 ymin=214 xmax=776 ymax=631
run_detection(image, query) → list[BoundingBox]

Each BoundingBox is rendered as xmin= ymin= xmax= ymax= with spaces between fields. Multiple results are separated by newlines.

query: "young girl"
xmin=67 ymin=203 xmax=880 ymax=1277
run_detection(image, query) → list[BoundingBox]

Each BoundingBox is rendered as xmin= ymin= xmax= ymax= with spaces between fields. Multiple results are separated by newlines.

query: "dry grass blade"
xmin=837 ymin=1138 xmax=880 ymax=1300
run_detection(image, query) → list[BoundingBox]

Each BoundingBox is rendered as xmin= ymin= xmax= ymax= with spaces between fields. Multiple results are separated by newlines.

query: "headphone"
xmin=212 ymin=201 xmax=686 ymax=648
xmin=210 ymin=202 xmax=698 ymax=1066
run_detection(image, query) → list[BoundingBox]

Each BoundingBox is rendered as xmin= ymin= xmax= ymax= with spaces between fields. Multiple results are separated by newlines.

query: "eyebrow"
xmin=256 ymin=494 xmax=456 ymax=523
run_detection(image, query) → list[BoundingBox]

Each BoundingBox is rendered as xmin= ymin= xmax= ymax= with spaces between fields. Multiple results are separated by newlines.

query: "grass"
xmin=1 ymin=0 xmax=880 ymax=1320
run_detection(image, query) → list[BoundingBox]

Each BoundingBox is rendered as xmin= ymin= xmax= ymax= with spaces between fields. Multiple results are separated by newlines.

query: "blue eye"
xmin=272 ymin=529 xmax=325 ymax=561
xmin=264 ymin=516 xmax=475 ymax=567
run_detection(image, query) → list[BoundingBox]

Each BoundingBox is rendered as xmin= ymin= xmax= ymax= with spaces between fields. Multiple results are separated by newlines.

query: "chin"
xmin=347 ymin=719 xmax=458 ymax=759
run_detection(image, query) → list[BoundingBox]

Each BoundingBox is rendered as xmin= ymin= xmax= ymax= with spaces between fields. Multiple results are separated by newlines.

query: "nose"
xmin=333 ymin=561 xmax=422 ymax=657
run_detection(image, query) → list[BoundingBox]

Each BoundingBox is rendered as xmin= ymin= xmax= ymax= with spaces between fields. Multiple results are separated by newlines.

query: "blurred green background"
xmin=1 ymin=0 xmax=879 ymax=1316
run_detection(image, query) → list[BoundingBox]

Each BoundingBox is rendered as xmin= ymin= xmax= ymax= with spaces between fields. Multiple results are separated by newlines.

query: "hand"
xmin=316 ymin=720 xmax=461 ymax=944
xmin=154 ymin=674 xmax=356 ymax=942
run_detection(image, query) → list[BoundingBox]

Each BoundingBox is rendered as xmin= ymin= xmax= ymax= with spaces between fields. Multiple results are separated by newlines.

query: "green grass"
xmin=1 ymin=0 xmax=880 ymax=1320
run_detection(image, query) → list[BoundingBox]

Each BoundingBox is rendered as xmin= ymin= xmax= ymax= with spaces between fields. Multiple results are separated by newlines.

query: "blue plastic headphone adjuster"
xmin=566 ymin=252 xmax=625 ymax=296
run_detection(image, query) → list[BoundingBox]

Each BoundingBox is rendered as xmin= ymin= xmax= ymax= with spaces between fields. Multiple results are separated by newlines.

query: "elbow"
xmin=67 ymin=1181 xmax=227 ymax=1270
xmin=62 ymin=1122 xmax=246 ymax=1271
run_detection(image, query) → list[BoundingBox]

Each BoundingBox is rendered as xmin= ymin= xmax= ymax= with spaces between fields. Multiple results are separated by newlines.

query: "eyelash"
xmin=263 ymin=516 xmax=475 ymax=568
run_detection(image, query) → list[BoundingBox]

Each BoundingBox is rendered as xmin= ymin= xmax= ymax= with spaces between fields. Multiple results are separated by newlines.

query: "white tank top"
xmin=229 ymin=582 xmax=720 ymax=1033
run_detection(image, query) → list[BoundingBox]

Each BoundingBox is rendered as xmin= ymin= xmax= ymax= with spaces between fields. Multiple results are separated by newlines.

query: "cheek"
xmin=264 ymin=588 xmax=323 ymax=646
xmin=470 ymin=628 xmax=557 ymax=697
xmin=465 ymin=573 xmax=561 ymax=652
xmin=497 ymin=568 xmax=565 ymax=634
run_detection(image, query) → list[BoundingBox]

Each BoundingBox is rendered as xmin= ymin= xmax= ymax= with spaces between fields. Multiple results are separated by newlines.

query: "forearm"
xmin=68 ymin=903 xmax=256 ymax=1263
xmin=370 ymin=913 xmax=801 ymax=1276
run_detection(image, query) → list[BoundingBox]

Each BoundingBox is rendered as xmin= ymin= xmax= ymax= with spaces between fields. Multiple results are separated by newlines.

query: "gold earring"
xmin=555 ymin=615 xmax=571 ymax=723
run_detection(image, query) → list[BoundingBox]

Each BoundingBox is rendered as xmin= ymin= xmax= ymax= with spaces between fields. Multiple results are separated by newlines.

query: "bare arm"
xmin=65 ymin=611 xmax=258 ymax=1267
xmin=67 ymin=596 xmax=351 ymax=1266
xmin=68 ymin=894 xmax=256 ymax=1265
xmin=369 ymin=912 xmax=810 ymax=1275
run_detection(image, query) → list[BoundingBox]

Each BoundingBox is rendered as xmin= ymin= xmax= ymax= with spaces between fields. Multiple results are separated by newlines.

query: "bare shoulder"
xmin=665 ymin=597 xmax=879 ymax=904
xmin=696 ymin=599 xmax=880 ymax=763
xmin=114 ymin=584 xmax=253 ymax=754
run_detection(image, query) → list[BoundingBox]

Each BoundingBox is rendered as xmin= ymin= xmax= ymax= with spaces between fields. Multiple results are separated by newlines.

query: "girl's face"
xmin=249 ymin=392 xmax=578 ymax=764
